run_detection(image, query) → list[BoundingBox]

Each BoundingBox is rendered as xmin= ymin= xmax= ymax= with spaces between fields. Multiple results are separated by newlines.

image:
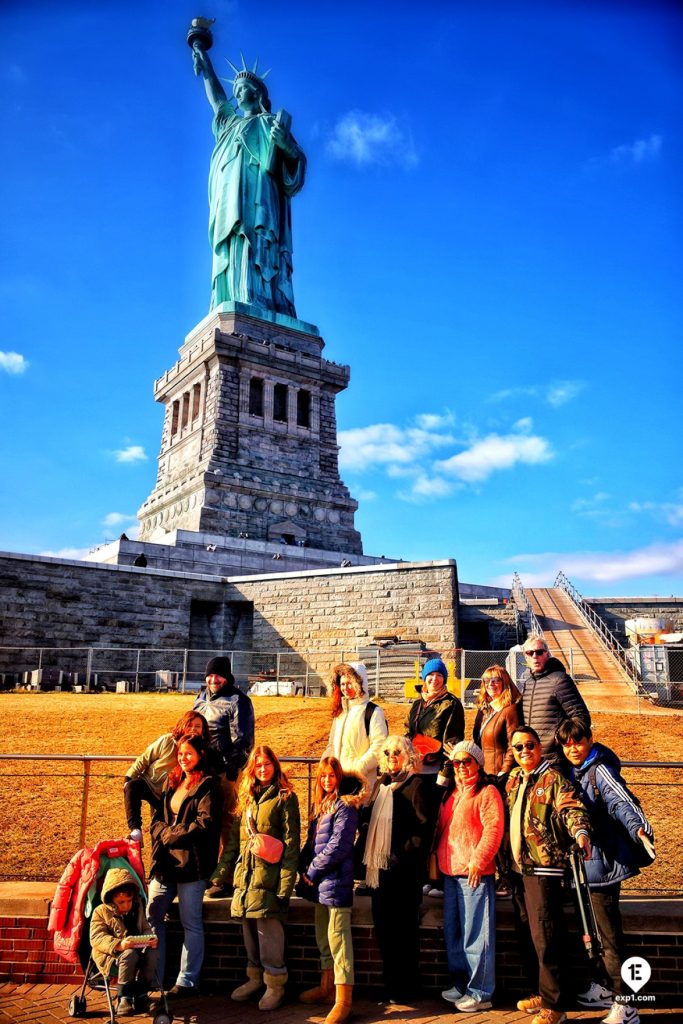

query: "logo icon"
xmin=621 ymin=956 xmax=651 ymax=993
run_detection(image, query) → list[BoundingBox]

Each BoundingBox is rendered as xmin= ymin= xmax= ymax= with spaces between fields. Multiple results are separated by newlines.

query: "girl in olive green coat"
xmin=216 ymin=744 xmax=300 ymax=1010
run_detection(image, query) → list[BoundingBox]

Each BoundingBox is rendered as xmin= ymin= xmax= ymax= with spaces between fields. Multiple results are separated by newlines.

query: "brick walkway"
xmin=0 ymin=983 xmax=678 ymax=1024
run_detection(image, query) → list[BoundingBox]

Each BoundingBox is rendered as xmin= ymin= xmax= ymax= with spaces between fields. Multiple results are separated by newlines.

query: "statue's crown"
xmin=226 ymin=53 xmax=270 ymax=91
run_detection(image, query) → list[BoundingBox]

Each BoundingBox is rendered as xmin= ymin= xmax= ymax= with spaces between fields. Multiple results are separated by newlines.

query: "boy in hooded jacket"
xmin=89 ymin=868 xmax=159 ymax=1017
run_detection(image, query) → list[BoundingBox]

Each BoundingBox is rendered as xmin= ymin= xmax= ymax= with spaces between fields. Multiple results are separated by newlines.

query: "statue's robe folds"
xmin=208 ymin=101 xmax=306 ymax=316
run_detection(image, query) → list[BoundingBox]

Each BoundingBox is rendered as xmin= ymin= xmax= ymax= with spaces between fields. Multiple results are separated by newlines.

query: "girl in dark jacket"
xmin=147 ymin=735 xmax=222 ymax=998
xmin=221 ymin=745 xmax=300 ymax=1011
xmin=298 ymin=758 xmax=366 ymax=1024
xmin=363 ymin=735 xmax=431 ymax=1005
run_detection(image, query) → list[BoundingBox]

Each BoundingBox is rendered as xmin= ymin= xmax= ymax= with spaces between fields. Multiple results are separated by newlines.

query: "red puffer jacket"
xmin=48 ymin=839 xmax=145 ymax=964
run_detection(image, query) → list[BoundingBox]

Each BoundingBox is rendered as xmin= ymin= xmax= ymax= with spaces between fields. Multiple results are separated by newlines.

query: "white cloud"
xmin=496 ymin=538 xmax=683 ymax=588
xmin=0 ymin=351 xmax=28 ymax=374
xmin=546 ymin=381 xmax=585 ymax=407
xmin=327 ymin=110 xmax=418 ymax=168
xmin=39 ymin=546 xmax=90 ymax=560
xmin=339 ymin=419 xmax=454 ymax=472
xmin=435 ymin=431 xmax=553 ymax=483
xmin=113 ymin=445 xmax=147 ymax=464
xmin=629 ymin=499 xmax=683 ymax=528
xmin=490 ymin=379 xmax=584 ymax=408
xmin=102 ymin=511 xmax=138 ymax=527
xmin=414 ymin=411 xmax=455 ymax=430
xmin=611 ymin=134 xmax=662 ymax=164
xmin=354 ymin=488 xmax=377 ymax=502
xmin=400 ymin=474 xmax=455 ymax=502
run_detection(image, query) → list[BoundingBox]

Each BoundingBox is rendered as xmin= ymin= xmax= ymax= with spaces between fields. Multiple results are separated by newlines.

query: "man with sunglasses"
xmin=506 ymin=726 xmax=592 ymax=1024
xmin=521 ymin=635 xmax=590 ymax=767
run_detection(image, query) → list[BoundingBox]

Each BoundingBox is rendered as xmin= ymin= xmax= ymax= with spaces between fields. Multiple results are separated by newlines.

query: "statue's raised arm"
xmin=187 ymin=17 xmax=306 ymax=318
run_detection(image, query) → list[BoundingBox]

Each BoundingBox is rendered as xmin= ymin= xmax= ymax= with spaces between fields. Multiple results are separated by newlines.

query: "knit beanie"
xmin=421 ymin=658 xmax=448 ymax=683
xmin=450 ymin=740 xmax=484 ymax=767
xmin=205 ymin=656 xmax=233 ymax=683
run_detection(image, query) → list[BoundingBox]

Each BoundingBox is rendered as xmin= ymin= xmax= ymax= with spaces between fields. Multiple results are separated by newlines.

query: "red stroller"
xmin=49 ymin=837 xmax=172 ymax=1024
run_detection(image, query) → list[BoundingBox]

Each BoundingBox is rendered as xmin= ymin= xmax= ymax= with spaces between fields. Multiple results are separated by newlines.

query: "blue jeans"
xmin=443 ymin=874 xmax=496 ymax=1002
xmin=147 ymin=877 xmax=208 ymax=989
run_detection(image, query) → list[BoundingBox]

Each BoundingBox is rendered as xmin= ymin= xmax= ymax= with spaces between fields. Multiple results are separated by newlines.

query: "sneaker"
xmin=127 ymin=828 xmax=143 ymax=845
xmin=531 ymin=1010 xmax=567 ymax=1024
xmin=117 ymin=996 xmax=135 ymax=1017
xmin=517 ymin=994 xmax=543 ymax=1013
xmin=168 ymin=984 xmax=198 ymax=999
xmin=603 ymin=1003 xmax=640 ymax=1024
xmin=577 ymin=983 xmax=614 ymax=1009
xmin=442 ymin=986 xmax=464 ymax=1003
xmin=455 ymin=995 xmax=493 ymax=1012
xmin=422 ymin=883 xmax=432 ymax=895
xmin=427 ymin=886 xmax=444 ymax=898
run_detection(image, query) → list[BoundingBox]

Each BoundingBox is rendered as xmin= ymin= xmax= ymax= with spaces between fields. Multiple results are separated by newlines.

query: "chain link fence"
xmin=1 ymin=643 xmax=682 ymax=707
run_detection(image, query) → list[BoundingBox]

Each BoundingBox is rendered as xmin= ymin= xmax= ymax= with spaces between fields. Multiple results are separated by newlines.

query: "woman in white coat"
xmin=323 ymin=662 xmax=388 ymax=794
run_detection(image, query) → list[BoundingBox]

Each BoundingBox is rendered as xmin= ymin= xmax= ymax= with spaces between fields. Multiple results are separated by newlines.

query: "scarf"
xmin=363 ymin=771 xmax=410 ymax=888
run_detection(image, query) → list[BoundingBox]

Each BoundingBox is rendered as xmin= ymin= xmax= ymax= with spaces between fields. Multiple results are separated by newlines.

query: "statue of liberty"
xmin=188 ymin=19 xmax=306 ymax=317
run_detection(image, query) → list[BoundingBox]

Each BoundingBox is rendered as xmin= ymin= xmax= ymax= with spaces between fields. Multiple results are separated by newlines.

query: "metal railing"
xmin=0 ymin=753 xmax=318 ymax=849
xmin=554 ymin=571 xmax=643 ymax=697
xmin=1 ymin=753 xmax=680 ymax=894
xmin=511 ymin=572 xmax=544 ymax=637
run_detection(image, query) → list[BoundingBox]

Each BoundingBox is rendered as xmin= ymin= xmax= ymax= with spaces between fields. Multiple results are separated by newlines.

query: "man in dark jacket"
xmin=521 ymin=634 xmax=590 ymax=766
xmin=194 ymin=656 xmax=254 ymax=894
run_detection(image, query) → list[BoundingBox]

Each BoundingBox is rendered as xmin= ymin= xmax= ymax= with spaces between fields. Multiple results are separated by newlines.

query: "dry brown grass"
xmin=2 ymin=692 xmax=681 ymax=893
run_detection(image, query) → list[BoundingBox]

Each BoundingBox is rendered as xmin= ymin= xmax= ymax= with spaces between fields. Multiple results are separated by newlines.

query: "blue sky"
xmin=1 ymin=0 xmax=681 ymax=596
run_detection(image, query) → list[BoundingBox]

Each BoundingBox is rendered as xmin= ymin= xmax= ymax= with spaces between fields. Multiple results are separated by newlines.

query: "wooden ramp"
xmin=526 ymin=587 xmax=639 ymax=713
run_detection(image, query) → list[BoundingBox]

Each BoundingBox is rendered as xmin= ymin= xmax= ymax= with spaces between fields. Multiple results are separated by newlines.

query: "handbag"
xmin=246 ymin=809 xmax=284 ymax=864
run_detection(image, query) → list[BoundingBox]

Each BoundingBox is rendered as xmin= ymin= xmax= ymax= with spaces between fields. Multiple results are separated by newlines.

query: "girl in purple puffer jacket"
xmin=297 ymin=758 xmax=365 ymax=1024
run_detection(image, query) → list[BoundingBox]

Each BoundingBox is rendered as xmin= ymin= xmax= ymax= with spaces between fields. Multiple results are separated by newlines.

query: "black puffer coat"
xmin=521 ymin=657 xmax=590 ymax=765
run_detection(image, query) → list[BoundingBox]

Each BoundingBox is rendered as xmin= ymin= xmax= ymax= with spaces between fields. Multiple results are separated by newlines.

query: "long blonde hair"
xmin=237 ymin=744 xmax=293 ymax=813
xmin=476 ymin=666 xmax=520 ymax=710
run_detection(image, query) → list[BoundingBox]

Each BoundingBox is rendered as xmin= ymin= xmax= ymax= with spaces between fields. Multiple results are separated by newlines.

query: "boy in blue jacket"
xmin=557 ymin=719 xmax=654 ymax=1024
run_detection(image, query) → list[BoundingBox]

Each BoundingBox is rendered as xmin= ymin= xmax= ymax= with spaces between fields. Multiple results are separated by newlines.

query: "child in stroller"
xmin=90 ymin=867 xmax=158 ymax=1016
xmin=49 ymin=836 xmax=172 ymax=1023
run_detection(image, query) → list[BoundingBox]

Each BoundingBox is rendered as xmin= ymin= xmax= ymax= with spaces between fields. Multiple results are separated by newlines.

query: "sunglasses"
xmin=513 ymin=741 xmax=538 ymax=752
xmin=524 ymin=649 xmax=547 ymax=657
xmin=454 ymin=758 xmax=475 ymax=768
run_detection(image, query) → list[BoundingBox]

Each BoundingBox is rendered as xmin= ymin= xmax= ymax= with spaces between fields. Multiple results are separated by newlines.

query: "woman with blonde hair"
xmin=363 ymin=735 xmax=430 ymax=1005
xmin=214 ymin=745 xmax=300 ymax=1011
xmin=472 ymin=666 xmax=522 ymax=777
xmin=298 ymin=757 xmax=366 ymax=1023
xmin=323 ymin=661 xmax=387 ymax=793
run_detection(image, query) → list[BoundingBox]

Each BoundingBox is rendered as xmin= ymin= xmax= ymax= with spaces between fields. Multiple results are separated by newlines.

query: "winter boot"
xmin=299 ymin=968 xmax=335 ymax=1004
xmin=231 ymin=966 xmax=263 ymax=1001
xmin=259 ymin=971 xmax=287 ymax=1011
xmin=325 ymin=984 xmax=353 ymax=1024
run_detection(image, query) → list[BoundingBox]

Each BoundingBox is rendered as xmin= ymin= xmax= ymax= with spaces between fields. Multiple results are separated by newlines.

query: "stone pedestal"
xmin=137 ymin=303 xmax=363 ymax=556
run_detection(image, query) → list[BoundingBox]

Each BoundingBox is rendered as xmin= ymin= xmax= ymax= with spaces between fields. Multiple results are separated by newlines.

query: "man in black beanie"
xmin=194 ymin=656 xmax=254 ymax=896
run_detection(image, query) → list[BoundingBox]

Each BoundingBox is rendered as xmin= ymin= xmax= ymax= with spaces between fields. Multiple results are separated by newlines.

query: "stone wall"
xmin=0 ymin=552 xmax=458 ymax=683
xmin=587 ymin=598 xmax=683 ymax=642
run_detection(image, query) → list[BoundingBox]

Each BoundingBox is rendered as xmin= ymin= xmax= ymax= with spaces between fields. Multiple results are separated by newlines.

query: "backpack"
xmin=585 ymin=763 xmax=655 ymax=869
xmin=364 ymin=700 xmax=377 ymax=736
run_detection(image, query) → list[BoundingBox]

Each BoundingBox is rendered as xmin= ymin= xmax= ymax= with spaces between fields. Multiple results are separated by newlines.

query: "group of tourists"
xmin=93 ymin=636 xmax=653 ymax=1024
